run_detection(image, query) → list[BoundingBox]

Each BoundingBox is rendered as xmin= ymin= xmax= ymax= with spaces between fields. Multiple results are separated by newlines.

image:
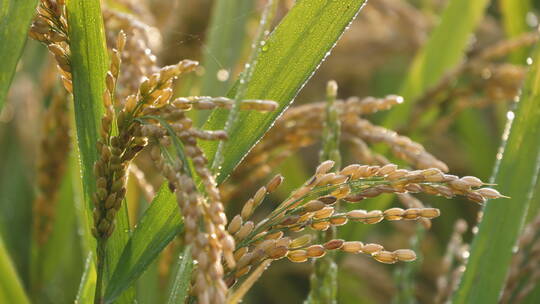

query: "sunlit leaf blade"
xmin=0 ymin=235 xmax=30 ymax=304
xmin=104 ymin=185 xmax=183 ymax=303
xmin=66 ymin=0 xmax=108 ymax=206
xmin=201 ymin=0 xmax=367 ymax=183
xmin=383 ymin=0 xmax=490 ymax=128
xmin=453 ymin=41 xmax=540 ymax=304
xmin=166 ymin=246 xmax=193 ymax=304
xmin=0 ymin=0 xmax=38 ymax=107
xmin=200 ymin=0 xmax=254 ymax=97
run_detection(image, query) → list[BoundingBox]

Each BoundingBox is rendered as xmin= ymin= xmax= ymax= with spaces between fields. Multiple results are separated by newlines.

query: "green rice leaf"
xmin=453 ymin=40 xmax=540 ymax=304
xmin=104 ymin=185 xmax=183 ymax=303
xmin=66 ymin=0 xmax=108 ymax=207
xmin=201 ymin=0 xmax=367 ymax=183
xmin=166 ymin=246 xmax=193 ymax=304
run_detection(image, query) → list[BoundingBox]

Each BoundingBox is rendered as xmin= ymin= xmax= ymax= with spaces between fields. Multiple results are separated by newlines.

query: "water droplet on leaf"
xmin=217 ymin=69 xmax=229 ymax=82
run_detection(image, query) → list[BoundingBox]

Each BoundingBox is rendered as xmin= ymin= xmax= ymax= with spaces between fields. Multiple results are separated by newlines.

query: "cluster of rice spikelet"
xmin=222 ymin=93 xmax=448 ymax=216
xmin=29 ymin=0 xmax=73 ymax=93
xmin=29 ymin=0 xmax=73 ymax=247
xmin=87 ymin=25 xmax=277 ymax=303
xmin=25 ymin=2 xmax=514 ymax=303
xmin=222 ymin=160 xmax=504 ymax=293
xmin=139 ymin=94 xmax=277 ymax=303
xmin=27 ymin=2 xmax=278 ymax=302
xmin=92 ymin=30 xmax=144 ymax=239
xmin=102 ymin=8 xmax=161 ymax=99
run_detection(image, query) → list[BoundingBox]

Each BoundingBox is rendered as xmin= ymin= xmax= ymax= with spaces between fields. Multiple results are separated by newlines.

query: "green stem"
xmin=306 ymin=80 xmax=341 ymax=304
xmin=94 ymin=240 xmax=106 ymax=304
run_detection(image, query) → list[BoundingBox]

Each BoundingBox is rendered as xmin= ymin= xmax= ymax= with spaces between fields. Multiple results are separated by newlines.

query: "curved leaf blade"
xmin=166 ymin=246 xmax=193 ymax=304
xmin=453 ymin=40 xmax=540 ymax=304
xmin=202 ymin=0 xmax=367 ymax=183
xmin=104 ymin=185 xmax=183 ymax=303
xmin=66 ymin=0 xmax=108 ymax=205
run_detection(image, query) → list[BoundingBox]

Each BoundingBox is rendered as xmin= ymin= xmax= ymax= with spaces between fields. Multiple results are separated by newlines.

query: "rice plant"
xmin=1 ymin=0 xmax=539 ymax=303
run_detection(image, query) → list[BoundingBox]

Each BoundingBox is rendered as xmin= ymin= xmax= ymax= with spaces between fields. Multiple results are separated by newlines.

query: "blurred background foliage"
xmin=1 ymin=0 xmax=540 ymax=303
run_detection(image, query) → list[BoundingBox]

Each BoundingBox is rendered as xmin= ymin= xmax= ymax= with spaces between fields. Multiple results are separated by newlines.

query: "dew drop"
xmin=260 ymin=41 xmax=269 ymax=52
xmin=216 ymin=69 xmax=230 ymax=82
xmin=506 ymin=111 xmax=515 ymax=121
xmin=526 ymin=12 xmax=538 ymax=27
